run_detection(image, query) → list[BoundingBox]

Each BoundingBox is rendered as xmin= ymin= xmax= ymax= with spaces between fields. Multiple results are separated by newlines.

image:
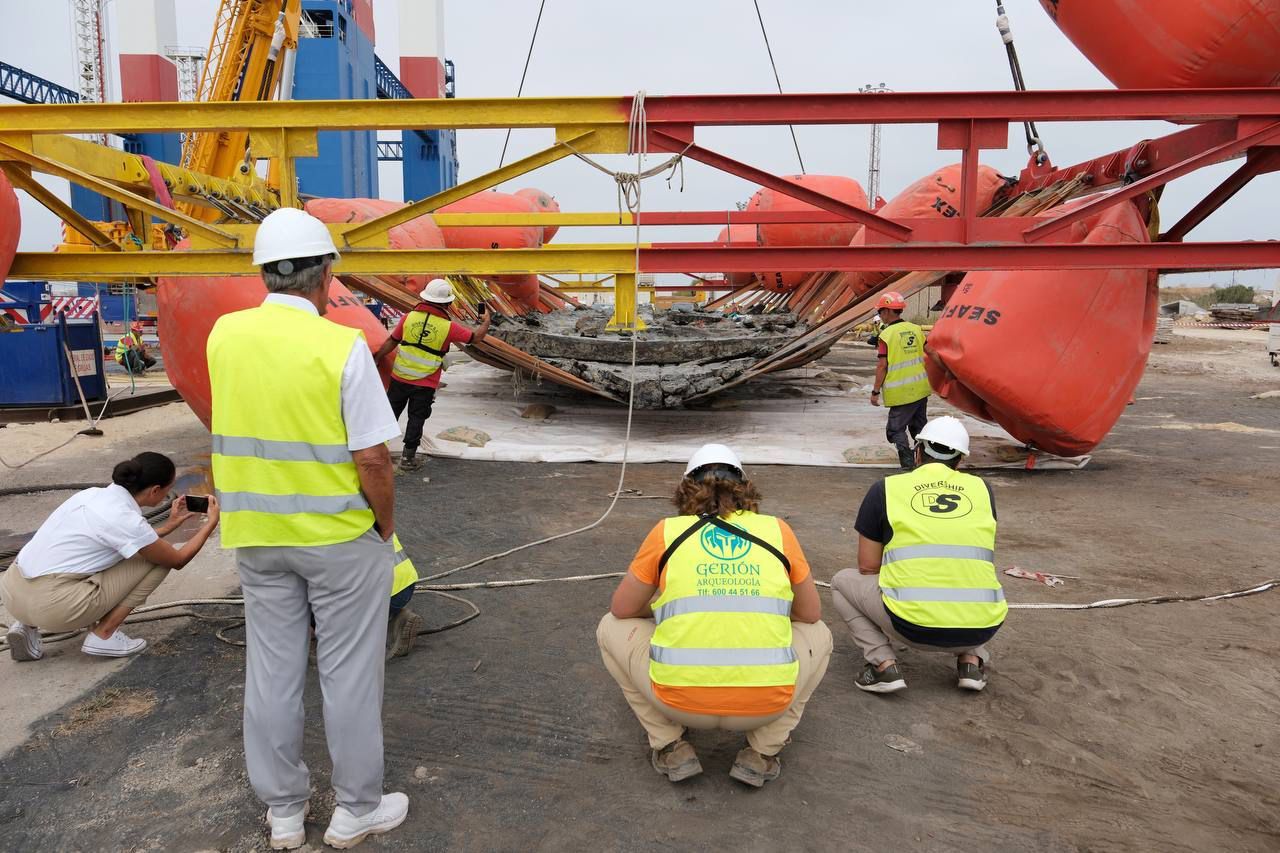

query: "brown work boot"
xmin=729 ymin=746 xmax=781 ymax=788
xmin=386 ymin=609 xmax=422 ymax=660
xmin=398 ymin=451 xmax=423 ymax=472
xmin=650 ymin=735 xmax=702 ymax=782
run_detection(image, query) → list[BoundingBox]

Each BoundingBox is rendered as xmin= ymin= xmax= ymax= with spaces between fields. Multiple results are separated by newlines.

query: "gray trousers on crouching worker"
xmin=829 ymin=568 xmax=993 ymax=666
xmin=237 ymin=527 xmax=394 ymax=818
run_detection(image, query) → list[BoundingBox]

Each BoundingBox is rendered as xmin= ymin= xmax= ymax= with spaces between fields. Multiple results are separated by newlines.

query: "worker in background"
xmin=207 ymin=208 xmax=408 ymax=850
xmin=598 ymin=444 xmax=832 ymax=788
xmin=372 ymin=278 xmax=491 ymax=473
xmin=2 ymin=452 xmax=219 ymax=661
xmin=115 ymin=321 xmax=157 ymax=374
xmin=830 ymin=417 xmax=1005 ymax=694
xmin=869 ymin=291 xmax=931 ymax=469
xmin=386 ymin=534 xmax=421 ymax=659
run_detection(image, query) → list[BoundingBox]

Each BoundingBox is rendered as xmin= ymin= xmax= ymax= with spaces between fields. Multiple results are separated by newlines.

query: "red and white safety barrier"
xmin=379 ymin=304 xmax=404 ymax=322
xmin=1173 ymin=321 xmax=1278 ymax=329
xmin=47 ymin=297 xmax=100 ymax=319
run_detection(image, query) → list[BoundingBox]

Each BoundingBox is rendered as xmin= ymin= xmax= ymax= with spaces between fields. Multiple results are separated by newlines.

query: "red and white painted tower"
xmin=397 ymin=0 xmax=447 ymax=99
xmin=114 ymin=0 xmax=180 ymax=163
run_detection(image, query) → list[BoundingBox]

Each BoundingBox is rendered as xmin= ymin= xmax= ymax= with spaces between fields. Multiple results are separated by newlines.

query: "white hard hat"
xmin=420 ymin=278 xmax=455 ymax=305
xmin=915 ymin=416 xmax=971 ymax=458
xmin=253 ymin=207 xmax=340 ymax=268
xmin=684 ymin=443 xmax=744 ymax=477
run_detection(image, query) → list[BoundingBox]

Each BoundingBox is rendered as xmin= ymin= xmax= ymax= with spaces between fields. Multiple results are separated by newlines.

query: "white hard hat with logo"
xmin=915 ymin=416 xmax=971 ymax=458
xmin=420 ymin=278 xmax=456 ymax=305
xmin=252 ymin=207 xmax=340 ymax=268
xmin=684 ymin=443 xmax=745 ymax=477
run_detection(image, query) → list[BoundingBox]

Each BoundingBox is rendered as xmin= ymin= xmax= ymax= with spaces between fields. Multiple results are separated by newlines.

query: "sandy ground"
xmin=0 ymin=327 xmax=1277 ymax=851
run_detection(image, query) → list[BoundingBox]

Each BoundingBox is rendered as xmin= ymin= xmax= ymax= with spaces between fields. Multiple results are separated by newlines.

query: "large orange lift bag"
xmin=748 ymin=175 xmax=869 ymax=291
xmin=925 ymin=198 xmax=1157 ymax=457
xmin=0 ymin=171 xmax=18 ymax=282
xmin=1040 ymin=0 xmax=1280 ymax=88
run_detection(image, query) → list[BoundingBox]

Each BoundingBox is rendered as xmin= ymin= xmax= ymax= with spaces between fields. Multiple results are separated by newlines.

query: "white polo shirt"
xmin=16 ymin=484 xmax=160 ymax=578
xmin=263 ymin=293 xmax=400 ymax=451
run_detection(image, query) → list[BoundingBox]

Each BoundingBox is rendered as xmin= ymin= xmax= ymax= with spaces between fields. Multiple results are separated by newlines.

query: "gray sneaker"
xmin=957 ymin=660 xmax=988 ymax=691
xmin=650 ymin=736 xmax=702 ymax=782
xmin=398 ymin=452 xmax=423 ymax=472
xmin=855 ymin=662 xmax=907 ymax=693
xmin=6 ymin=622 xmax=43 ymax=662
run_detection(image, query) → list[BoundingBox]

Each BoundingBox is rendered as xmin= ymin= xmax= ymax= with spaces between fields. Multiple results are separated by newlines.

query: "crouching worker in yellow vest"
xmin=386 ymin=534 xmax=420 ymax=659
xmin=597 ymin=444 xmax=832 ymax=788
xmin=830 ymin=416 xmax=1006 ymax=694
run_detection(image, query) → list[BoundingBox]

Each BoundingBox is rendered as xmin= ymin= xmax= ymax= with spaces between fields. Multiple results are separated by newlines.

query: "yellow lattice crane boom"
xmin=179 ymin=0 xmax=301 ymax=221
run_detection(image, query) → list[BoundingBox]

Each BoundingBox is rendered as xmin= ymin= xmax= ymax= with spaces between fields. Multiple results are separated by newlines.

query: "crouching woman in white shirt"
xmin=2 ymin=452 xmax=220 ymax=661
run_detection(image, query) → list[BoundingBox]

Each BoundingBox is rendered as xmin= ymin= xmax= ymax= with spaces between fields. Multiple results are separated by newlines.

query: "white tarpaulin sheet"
xmin=394 ymin=360 xmax=1089 ymax=470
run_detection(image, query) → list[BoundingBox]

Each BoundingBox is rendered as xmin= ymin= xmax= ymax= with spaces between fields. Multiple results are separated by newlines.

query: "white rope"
xmin=423 ymin=90 xmax=656 ymax=584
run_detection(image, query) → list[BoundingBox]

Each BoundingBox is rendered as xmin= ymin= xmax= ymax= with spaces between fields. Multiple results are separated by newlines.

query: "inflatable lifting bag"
xmin=925 ymin=198 xmax=1157 ymax=456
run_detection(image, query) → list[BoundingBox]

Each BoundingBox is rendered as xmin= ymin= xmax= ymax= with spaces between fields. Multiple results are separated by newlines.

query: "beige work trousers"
xmin=0 ymin=555 xmax=169 ymax=633
xmin=596 ymin=612 xmax=832 ymax=756
xmin=829 ymin=568 xmax=992 ymax=666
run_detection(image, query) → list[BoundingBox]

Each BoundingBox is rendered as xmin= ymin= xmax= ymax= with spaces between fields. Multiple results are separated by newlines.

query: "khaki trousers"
xmin=0 ymin=555 xmax=170 ymax=633
xmin=829 ymin=568 xmax=992 ymax=666
xmin=596 ymin=612 xmax=832 ymax=756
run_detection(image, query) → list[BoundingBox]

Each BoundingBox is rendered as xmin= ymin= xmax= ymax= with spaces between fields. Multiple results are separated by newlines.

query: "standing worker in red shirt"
xmin=373 ymin=279 xmax=491 ymax=472
xmin=870 ymin=291 xmax=931 ymax=469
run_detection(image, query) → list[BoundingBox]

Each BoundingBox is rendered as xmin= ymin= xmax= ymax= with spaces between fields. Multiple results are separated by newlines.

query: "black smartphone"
xmin=185 ymin=495 xmax=209 ymax=513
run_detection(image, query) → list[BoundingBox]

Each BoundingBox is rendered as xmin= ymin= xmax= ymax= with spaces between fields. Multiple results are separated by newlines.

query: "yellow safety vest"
xmin=390 ymin=534 xmax=418 ymax=596
xmin=114 ymin=330 xmax=141 ymax=364
xmin=208 ymin=301 xmax=374 ymax=548
xmin=880 ymin=321 xmax=931 ymax=406
xmin=649 ymin=511 xmax=798 ymax=691
xmin=392 ymin=310 xmax=453 ymax=382
xmin=880 ymin=463 xmax=1006 ymax=629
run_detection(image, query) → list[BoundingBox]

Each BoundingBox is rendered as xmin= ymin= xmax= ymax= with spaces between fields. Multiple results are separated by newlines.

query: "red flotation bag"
xmin=715 ymin=223 xmax=758 ymax=288
xmin=0 ymin=170 xmax=19 ymax=283
xmin=827 ymin=163 xmax=1006 ymax=313
xmin=925 ymin=198 xmax=1158 ymax=456
xmin=748 ymin=174 xmax=869 ymax=291
xmin=158 ymin=245 xmax=391 ymax=430
xmin=1039 ymin=0 xmax=1280 ymax=88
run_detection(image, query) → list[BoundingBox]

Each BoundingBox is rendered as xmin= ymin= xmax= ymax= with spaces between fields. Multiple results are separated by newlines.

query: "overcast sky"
xmin=2 ymin=0 xmax=1275 ymax=288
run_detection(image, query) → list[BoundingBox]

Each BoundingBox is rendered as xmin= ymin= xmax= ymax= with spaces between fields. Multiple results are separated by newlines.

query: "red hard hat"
xmin=877 ymin=291 xmax=907 ymax=310
xmin=130 ymin=321 xmax=144 ymax=332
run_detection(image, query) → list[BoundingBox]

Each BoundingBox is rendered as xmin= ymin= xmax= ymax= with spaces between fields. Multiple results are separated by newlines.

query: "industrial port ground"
xmin=2 ymin=327 xmax=1277 ymax=852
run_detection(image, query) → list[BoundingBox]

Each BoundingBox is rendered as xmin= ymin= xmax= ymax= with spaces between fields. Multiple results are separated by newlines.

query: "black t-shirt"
xmin=854 ymin=471 xmax=1001 ymax=648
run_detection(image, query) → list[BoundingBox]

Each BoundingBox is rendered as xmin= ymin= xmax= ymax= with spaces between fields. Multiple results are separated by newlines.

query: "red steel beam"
xmin=649 ymin=128 xmax=912 ymax=241
xmin=636 ymin=242 xmax=1280 ymax=273
xmin=637 ymin=89 xmax=1280 ymax=126
xmin=1024 ymin=121 xmax=1280 ymax=242
xmin=1160 ymin=149 xmax=1280 ymax=241
xmin=1010 ymin=121 xmax=1240 ymax=195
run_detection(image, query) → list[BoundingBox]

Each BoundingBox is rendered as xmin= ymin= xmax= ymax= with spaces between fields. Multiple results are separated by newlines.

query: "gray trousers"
xmin=238 ymin=527 xmax=394 ymax=817
xmin=829 ymin=568 xmax=993 ymax=666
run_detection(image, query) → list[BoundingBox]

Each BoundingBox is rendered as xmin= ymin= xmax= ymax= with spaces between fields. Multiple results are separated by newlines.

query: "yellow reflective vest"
xmin=114 ymin=330 xmax=142 ymax=364
xmin=390 ymin=534 xmax=418 ymax=596
xmin=880 ymin=463 xmax=1006 ymax=629
xmin=208 ymin=301 xmax=374 ymax=548
xmin=392 ymin=310 xmax=452 ymax=383
xmin=880 ymin=321 xmax=930 ymax=407
xmin=649 ymin=511 xmax=798 ymax=692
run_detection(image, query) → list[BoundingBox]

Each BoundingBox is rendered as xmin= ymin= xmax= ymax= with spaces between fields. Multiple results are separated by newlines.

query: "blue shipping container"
xmin=0 ymin=313 xmax=107 ymax=407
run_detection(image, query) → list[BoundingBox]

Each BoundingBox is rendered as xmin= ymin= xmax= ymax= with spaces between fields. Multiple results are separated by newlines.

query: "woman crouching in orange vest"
xmin=597 ymin=444 xmax=832 ymax=788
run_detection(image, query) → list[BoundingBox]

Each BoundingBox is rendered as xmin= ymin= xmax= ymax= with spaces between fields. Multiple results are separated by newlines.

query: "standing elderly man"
xmin=207 ymin=208 xmax=408 ymax=850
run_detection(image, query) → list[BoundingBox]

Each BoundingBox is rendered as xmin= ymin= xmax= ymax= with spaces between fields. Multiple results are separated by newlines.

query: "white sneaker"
xmin=7 ymin=622 xmax=44 ymax=662
xmin=323 ymin=793 xmax=408 ymax=849
xmin=81 ymin=629 xmax=147 ymax=657
xmin=267 ymin=803 xmax=308 ymax=850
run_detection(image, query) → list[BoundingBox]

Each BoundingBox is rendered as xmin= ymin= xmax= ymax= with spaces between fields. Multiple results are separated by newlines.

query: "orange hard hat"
xmin=877 ymin=291 xmax=907 ymax=310
xmin=130 ymin=321 xmax=144 ymax=332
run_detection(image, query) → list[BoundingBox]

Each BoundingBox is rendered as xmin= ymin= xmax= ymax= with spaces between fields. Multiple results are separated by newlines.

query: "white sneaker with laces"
xmin=267 ymin=803 xmax=308 ymax=850
xmin=7 ymin=621 xmax=44 ymax=661
xmin=81 ymin=629 xmax=147 ymax=657
xmin=323 ymin=793 xmax=408 ymax=849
